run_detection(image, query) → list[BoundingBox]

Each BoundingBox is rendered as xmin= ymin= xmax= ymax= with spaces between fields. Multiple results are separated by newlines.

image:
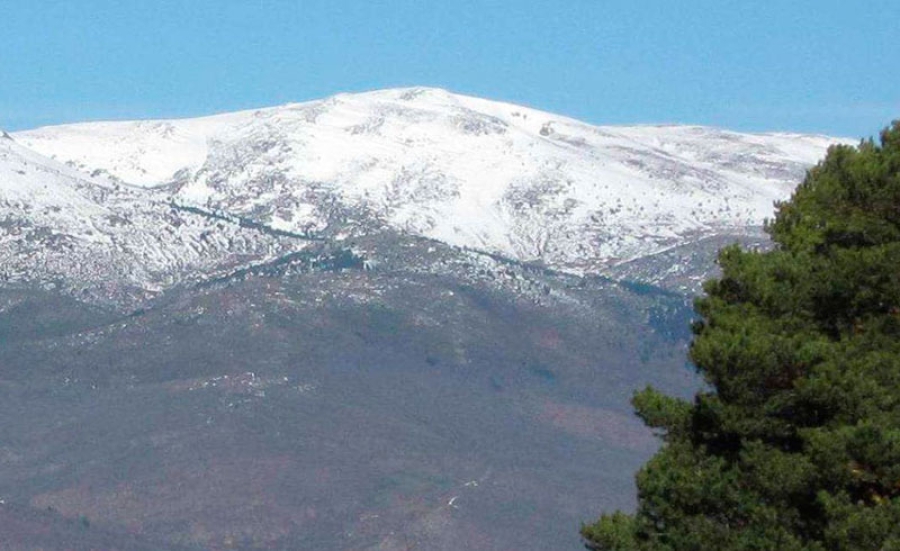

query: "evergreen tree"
xmin=582 ymin=122 xmax=900 ymax=551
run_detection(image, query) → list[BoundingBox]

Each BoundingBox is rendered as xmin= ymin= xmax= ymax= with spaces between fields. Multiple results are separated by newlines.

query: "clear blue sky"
xmin=3 ymin=0 xmax=898 ymax=138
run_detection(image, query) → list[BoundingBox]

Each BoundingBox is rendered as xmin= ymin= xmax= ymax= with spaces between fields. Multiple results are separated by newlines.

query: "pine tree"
xmin=582 ymin=121 xmax=900 ymax=551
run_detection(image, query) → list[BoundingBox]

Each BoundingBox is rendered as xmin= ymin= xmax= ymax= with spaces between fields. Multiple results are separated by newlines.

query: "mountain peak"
xmin=7 ymin=90 xmax=849 ymax=292
xmin=337 ymin=85 xmax=456 ymax=101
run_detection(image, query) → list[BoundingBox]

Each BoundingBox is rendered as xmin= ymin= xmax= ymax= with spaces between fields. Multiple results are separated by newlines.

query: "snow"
xmin=5 ymin=87 xmax=850 ymax=294
xmin=0 ymin=133 xmax=300 ymax=302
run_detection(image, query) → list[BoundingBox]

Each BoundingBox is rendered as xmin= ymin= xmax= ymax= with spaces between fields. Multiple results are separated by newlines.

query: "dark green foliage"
xmin=582 ymin=122 xmax=900 ymax=551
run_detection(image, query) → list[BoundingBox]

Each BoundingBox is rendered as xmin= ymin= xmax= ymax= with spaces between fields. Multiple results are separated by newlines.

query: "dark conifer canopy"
xmin=582 ymin=121 xmax=900 ymax=551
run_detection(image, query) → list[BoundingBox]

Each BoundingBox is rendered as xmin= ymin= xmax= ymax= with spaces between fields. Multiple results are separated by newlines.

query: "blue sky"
xmin=3 ymin=0 xmax=897 ymax=137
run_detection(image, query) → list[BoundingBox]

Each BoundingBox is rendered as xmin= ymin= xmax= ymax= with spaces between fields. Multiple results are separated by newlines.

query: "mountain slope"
xmin=0 ymin=91 xmax=849 ymax=551
xmin=14 ymin=88 xmax=846 ymax=281
xmin=0 ymin=132 xmax=303 ymax=303
xmin=0 ymin=234 xmax=696 ymax=551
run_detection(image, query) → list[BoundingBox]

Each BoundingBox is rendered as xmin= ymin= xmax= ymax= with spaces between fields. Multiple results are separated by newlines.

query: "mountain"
xmin=0 ymin=131 xmax=301 ymax=304
xmin=0 ymin=241 xmax=699 ymax=551
xmin=0 ymin=90 xmax=845 ymax=551
xmin=14 ymin=88 xmax=843 ymax=293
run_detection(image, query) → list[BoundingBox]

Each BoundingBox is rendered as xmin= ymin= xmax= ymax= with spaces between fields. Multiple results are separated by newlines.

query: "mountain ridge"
xmin=10 ymin=88 xmax=847 ymax=299
xmin=0 ymin=89 xmax=850 ymax=551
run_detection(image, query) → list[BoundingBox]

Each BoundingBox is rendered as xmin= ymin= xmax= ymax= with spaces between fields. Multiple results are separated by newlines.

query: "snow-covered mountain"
xmin=0 ymin=90 xmax=853 ymax=551
xmin=0 ymin=131 xmax=301 ymax=302
xmin=7 ymin=88 xmax=846 ymax=299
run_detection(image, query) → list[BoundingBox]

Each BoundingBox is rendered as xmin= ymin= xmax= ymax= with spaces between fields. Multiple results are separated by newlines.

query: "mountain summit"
xmin=0 ymin=90 xmax=852 ymax=551
xmin=12 ymin=88 xmax=844 ymax=298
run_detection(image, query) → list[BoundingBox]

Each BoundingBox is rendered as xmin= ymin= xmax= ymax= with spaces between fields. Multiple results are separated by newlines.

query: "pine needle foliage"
xmin=582 ymin=122 xmax=900 ymax=551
